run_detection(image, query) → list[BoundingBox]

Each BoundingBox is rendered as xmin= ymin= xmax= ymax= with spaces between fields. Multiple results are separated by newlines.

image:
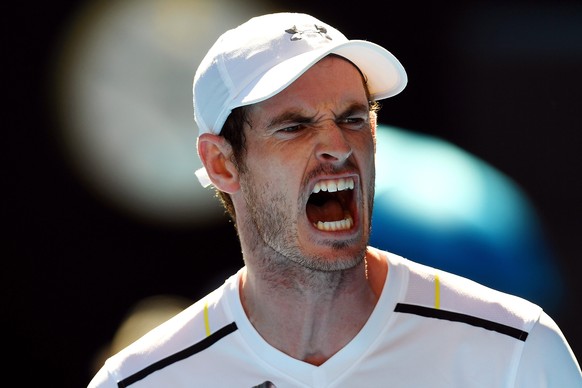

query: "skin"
xmin=198 ymin=56 xmax=388 ymax=365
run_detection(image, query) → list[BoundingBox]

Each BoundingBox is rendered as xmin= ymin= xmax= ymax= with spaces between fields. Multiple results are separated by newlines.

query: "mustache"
xmin=303 ymin=160 xmax=359 ymax=186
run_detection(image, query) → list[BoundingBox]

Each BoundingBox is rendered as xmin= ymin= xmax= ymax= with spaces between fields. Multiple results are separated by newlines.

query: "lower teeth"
xmin=314 ymin=215 xmax=353 ymax=231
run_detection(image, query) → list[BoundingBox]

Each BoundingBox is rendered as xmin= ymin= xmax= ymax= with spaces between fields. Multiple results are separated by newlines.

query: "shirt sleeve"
xmin=515 ymin=310 xmax=582 ymax=387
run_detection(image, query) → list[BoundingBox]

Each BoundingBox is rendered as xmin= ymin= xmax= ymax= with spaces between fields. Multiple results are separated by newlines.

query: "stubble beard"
xmin=238 ymin=169 xmax=374 ymax=275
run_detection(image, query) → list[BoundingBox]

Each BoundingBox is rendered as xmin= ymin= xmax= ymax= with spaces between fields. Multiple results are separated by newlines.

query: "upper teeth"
xmin=312 ymin=178 xmax=354 ymax=193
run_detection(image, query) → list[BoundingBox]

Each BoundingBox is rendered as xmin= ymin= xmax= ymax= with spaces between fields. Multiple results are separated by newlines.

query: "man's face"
xmin=235 ymin=56 xmax=376 ymax=271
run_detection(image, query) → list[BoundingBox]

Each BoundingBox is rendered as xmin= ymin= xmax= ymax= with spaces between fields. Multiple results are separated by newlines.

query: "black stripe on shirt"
xmin=394 ymin=303 xmax=529 ymax=341
xmin=118 ymin=322 xmax=238 ymax=387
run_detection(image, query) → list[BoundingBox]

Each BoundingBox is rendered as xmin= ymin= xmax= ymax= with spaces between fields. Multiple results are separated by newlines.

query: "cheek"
xmin=248 ymin=141 xmax=304 ymax=178
xmin=352 ymin=134 xmax=375 ymax=164
xmin=244 ymin=154 xmax=291 ymax=193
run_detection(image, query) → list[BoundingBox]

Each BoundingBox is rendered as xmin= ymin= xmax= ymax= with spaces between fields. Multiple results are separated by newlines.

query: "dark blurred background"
xmin=4 ymin=0 xmax=581 ymax=386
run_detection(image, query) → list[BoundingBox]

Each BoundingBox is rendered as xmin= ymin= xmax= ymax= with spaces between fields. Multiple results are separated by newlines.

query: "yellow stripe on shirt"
xmin=204 ymin=302 xmax=211 ymax=337
xmin=435 ymin=274 xmax=441 ymax=309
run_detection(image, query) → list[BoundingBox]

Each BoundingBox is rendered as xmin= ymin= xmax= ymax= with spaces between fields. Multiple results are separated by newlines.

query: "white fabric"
xmin=88 ymin=250 xmax=581 ymax=387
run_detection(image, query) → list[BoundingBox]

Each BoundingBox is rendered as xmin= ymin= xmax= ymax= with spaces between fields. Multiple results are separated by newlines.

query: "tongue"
xmin=306 ymin=199 xmax=345 ymax=223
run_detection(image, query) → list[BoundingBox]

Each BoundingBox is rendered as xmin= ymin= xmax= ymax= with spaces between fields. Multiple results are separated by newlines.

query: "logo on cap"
xmin=285 ymin=24 xmax=332 ymax=41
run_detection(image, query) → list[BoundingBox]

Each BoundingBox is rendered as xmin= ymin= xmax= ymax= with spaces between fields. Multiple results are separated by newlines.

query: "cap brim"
xmin=236 ymin=40 xmax=407 ymax=108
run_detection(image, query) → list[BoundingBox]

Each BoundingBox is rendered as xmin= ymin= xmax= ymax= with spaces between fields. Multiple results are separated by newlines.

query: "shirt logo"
xmin=285 ymin=24 xmax=332 ymax=41
xmin=251 ymin=381 xmax=277 ymax=388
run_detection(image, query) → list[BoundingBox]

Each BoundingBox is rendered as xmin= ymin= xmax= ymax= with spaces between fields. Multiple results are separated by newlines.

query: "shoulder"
xmin=380 ymin=249 xmax=543 ymax=337
xmin=368 ymin=250 xmax=581 ymax=386
xmin=88 ymin=272 xmax=241 ymax=387
xmin=515 ymin=311 xmax=582 ymax=386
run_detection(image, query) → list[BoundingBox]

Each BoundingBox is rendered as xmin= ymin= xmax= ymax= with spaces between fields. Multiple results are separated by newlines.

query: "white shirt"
xmin=89 ymin=250 xmax=581 ymax=387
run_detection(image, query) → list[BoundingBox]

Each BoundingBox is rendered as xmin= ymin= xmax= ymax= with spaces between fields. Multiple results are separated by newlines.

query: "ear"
xmin=197 ymin=133 xmax=240 ymax=193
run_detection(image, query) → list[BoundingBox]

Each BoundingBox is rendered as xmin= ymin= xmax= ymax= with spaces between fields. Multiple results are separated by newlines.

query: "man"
xmin=89 ymin=12 xmax=581 ymax=387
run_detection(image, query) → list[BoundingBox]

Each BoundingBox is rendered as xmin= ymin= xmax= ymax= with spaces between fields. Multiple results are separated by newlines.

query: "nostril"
xmin=316 ymin=147 xmax=352 ymax=163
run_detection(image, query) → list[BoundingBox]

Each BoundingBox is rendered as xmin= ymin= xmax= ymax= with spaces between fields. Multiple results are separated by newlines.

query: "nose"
xmin=315 ymin=123 xmax=353 ymax=164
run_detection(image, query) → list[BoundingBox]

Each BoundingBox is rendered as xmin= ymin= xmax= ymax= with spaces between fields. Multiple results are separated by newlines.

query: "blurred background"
xmin=4 ymin=0 xmax=581 ymax=386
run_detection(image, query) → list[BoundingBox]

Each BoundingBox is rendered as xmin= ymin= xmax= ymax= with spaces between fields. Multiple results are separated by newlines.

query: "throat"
xmin=303 ymin=353 xmax=329 ymax=366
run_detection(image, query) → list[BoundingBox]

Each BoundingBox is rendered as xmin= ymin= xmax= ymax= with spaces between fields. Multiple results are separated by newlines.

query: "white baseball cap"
xmin=193 ymin=12 xmax=407 ymax=187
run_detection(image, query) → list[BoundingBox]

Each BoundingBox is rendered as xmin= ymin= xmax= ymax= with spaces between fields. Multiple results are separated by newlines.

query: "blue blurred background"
xmin=4 ymin=1 xmax=581 ymax=386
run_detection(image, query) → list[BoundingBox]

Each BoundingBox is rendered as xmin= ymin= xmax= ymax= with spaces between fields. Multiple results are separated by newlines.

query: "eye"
xmin=277 ymin=124 xmax=303 ymax=133
xmin=339 ymin=115 xmax=368 ymax=130
xmin=274 ymin=122 xmax=310 ymax=138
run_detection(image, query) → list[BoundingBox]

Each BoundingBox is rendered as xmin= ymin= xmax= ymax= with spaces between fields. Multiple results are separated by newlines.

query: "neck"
xmin=239 ymin=247 xmax=387 ymax=365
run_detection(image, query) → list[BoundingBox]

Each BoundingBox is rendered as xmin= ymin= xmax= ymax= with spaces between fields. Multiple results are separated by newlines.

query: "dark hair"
xmin=212 ymin=106 xmax=250 ymax=224
xmin=212 ymin=56 xmax=380 ymax=225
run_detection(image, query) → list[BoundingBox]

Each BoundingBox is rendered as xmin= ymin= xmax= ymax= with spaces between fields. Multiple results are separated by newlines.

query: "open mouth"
xmin=306 ymin=177 xmax=355 ymax=231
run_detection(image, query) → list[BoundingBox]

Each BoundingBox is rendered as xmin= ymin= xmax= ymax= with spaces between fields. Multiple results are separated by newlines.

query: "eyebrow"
xmin=265 ymin=111 xmax=315 ymax=129
xmin=265 ymin=102 xmax=370 ymax=129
